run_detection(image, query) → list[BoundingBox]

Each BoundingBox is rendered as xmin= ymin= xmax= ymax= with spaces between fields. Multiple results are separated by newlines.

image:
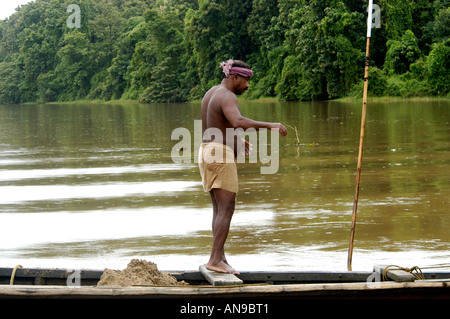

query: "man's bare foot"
xmin=205 ymin=261 xmax=240 ymax=275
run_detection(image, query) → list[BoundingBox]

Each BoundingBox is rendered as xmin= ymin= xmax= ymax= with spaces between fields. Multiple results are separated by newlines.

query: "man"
xmin=199 ymin=59 xmax=287 ymax=274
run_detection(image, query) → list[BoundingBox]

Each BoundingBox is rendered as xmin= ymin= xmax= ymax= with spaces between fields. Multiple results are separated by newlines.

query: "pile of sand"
xmin=97 ymin=259 xmax=187 ymax=287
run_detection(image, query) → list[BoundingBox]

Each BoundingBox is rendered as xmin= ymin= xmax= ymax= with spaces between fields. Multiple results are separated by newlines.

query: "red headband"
xmin=220 ymin=59 xmax=254 ymax=78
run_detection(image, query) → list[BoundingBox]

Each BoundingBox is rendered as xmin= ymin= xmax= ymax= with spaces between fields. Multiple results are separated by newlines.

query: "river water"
xmin=0 ymin=100 xmax=448 ymax=272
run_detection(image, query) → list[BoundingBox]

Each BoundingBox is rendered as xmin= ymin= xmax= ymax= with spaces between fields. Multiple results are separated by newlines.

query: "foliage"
xmin=427 ymin=40 xmax=450 ymax=95
xmin=273 ymin=1 xmax=364 ymax=100
xmin=0 ymin=0 xmax=448 ymax=104
xmin=384 ymin=30 xmax=422 ymax=75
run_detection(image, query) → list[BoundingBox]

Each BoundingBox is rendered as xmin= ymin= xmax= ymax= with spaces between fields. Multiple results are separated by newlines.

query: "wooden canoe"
xmin=1 ymin=266 xmax=449 ymax=299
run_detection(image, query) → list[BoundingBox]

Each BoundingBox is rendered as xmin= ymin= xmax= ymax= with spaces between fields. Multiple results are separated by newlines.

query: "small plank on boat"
xmin=374 ymin=265 xmax=416 ymax=282
xmin=199 ymin=265 xmax=243 ymax=286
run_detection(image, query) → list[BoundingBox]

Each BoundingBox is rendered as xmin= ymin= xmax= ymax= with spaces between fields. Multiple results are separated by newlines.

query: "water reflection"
xmin=0 ymin=100 xmax=448 ymax=271
xmin=0 ymin=164 xmax=188 ymax=181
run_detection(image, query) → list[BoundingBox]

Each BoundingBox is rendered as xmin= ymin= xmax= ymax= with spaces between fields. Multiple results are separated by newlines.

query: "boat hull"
xmin=1 ymin=267 xmax=449 ymax=299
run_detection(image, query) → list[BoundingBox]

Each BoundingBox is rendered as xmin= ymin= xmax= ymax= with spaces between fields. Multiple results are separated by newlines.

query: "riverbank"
xmin=17 ymin=95 xmax=450 ymax=106
xmin=332 ymin=96 xmax=450 ymax=103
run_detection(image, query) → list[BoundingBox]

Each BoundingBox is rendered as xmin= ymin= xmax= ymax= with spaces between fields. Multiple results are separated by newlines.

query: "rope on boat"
xmin=417 ymin=263 xmax=450 ymax=270
xmin=383 ymin=265 xmax=424 ymax=281
xmin=10 ymin=264 xmax=22 ymax=285
xmin=382 ymin=263 xmax=450 ymax=281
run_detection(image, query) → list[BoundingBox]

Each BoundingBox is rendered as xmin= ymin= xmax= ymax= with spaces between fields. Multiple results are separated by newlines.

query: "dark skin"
xmin=201 ymin=73 xmax=287 ymax=274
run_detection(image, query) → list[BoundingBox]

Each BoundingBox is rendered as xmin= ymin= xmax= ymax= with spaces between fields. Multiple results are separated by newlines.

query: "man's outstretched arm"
xmin=221 ymin=94 xmax=288 ymax=137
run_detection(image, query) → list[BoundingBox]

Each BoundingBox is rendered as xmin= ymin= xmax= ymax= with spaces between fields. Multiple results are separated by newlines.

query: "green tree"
xmin=101 ymin=16 xmax=147 ymax=100
xmin=384 ymin=30 xmax=422 ymax=75
xmin=185 ymin=0 xmax=255 ymax=99
xmin=246 ymin=0 xmax=288 ymax=98
xmin=275 ymin=1 xmax=363 ymax=100
xmin=378 ymin=0 xmax=413 ymax=40
xmin=427 ymin=41 xmax=450 ymax=95
xmin=54 ymin=30 xmax=93 ymax=101
xmin=432 ymin=7 xmax=450 ymax=43
xmin=0 ymin=61 xmax=22 ymax=104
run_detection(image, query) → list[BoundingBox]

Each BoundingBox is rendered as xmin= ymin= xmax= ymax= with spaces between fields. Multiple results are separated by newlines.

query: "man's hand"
xmin=243 ymin=139 xmax=252 ymax=156
xmin=270 ymin=123 xmax=288 ymax=137
xmin=237 ymin=138 xmax=253 ymax=156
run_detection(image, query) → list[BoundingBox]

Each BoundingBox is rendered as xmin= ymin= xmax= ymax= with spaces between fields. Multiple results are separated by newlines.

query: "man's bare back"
xmin=202 ymin=83 xmax=287 ymax=156
xmin=201 ymin=85 xmax=241 ymax=155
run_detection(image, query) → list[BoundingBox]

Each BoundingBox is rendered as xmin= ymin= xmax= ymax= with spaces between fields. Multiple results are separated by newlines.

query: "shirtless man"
xmin=199 ymin=59 xmax=287 ymax=274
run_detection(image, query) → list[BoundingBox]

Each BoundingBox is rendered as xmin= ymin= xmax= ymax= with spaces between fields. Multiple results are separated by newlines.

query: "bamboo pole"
xmin=347 ymin=0 xmax=373 ymax=271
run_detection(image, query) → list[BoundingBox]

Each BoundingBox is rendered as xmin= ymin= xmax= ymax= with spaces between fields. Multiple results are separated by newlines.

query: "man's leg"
xmin=206 ymin=188 xmax=238 ymax=274
xmin=209 ymin=190 xmax=231 ymax=266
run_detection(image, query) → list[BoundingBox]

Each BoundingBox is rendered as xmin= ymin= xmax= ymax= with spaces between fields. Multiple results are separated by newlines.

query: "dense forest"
xmin=0 ymin=0 xmax=448 ymax=104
